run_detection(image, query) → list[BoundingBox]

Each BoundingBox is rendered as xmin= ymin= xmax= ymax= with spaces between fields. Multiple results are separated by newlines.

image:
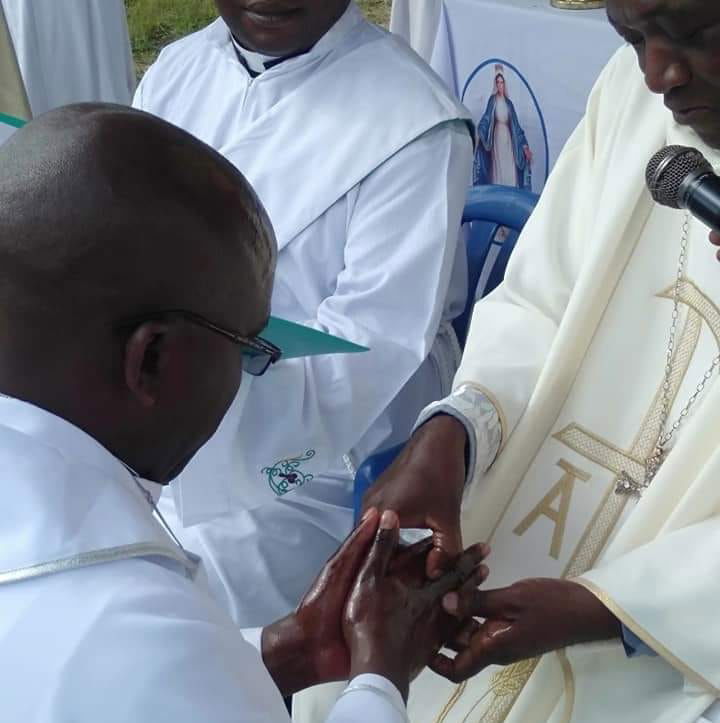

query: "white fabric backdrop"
xmin=392 ymin=0 xmax=623 ymax=190
xmin=390 ymin=0 xmax=442 ymax=63
xmin=1 ymin=0 xmax=135 ymax=117
xmin=0 ymin=2 xmax=27 ymax=145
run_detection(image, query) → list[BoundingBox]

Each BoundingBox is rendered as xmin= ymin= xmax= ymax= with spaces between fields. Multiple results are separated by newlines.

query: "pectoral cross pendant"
xmin=616 ymin=446 xmax=666 ymax=497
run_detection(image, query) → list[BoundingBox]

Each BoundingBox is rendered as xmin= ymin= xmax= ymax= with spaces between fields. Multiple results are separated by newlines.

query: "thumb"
xmin=442 ymin=586 xmax=509 ymax=620
xmin=358 ymin=509 xmax=400 ymax=582
xmin=322 ymin=507 xmax=380 ymax=590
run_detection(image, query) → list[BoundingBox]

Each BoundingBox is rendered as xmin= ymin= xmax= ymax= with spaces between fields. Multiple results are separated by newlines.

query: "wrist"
xmin=262 ymin=613 xmax=317 ymax=697
xmin=350 ymin=642 xmax=409 ymax=702
xmin=411 ymin=414 xmax=468 ymax=488
xmin=567 ymin=581 xmax=622 ymax=644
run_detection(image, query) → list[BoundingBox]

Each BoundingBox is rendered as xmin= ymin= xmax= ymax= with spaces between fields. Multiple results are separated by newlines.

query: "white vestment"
xmin=295 ymin=46 xmax=720 ymax=723
xmin=0 ymin=396 xmax=411 ymax=722
xmin=134 ymin=2 xmax=474 ymax=625
xmin=0 ymin=0 xmax=135 ymax=116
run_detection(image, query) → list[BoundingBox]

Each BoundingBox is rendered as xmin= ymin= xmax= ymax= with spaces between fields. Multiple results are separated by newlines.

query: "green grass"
xmin=125 ymin=0 xmax=390 ymax=77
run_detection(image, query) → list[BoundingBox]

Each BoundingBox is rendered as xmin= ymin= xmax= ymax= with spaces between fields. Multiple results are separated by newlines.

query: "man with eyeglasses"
xmin=133 ymin=0 xmax=475 ymax=628
xmin=0 ymin=103 xmax=489 ymax=722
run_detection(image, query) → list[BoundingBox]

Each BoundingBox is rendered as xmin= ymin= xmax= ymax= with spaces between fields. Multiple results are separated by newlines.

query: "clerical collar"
xmin=231 ymin=36 xmax=289 ymax=76
xmin=227 ymin=1 xmax=362 ymax=77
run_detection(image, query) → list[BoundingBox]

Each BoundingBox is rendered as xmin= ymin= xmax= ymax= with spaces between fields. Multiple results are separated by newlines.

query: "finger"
xmin=461 ymin=563 xmax=490 ymax=593
xmin=426 ymin=523 xmax=464 ymax=579
xmin=358 ymin=509 xmax=400 ymax=582
xmin=429 ymin=626 xmax=495 ymax=683
xmin=709 ymin=231 xmax=720 ymax=246
xmin=429 ymin=646 xmax=489 ymax=684
xmin=321 ymin=508 xmax=379 ymax=585
xmin=442 ymin=585 xmax=510 ymax=620
xmin=388 ymin=537 xmax=434 ymax=584
xmin=426 ymin=540 xmax=490 ymax=592
xmin=389 ymin=537 xmax=434 ymax=573
xmin=417 ymin=551 xmax=483 ymax=605
xmin=444 ymin=619 xmax=481 ymax=653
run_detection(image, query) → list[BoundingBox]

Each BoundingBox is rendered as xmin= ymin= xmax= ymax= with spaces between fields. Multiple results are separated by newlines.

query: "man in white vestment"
xmin=134 ymin=0 xmax=474 ymax=626
xmin=1 ymin=0 xmax=135 ymax=116
xmin=0 ymin=104 xmax=489 ymax=723
xmin=296 ymin=1 xmax=720 ymax=722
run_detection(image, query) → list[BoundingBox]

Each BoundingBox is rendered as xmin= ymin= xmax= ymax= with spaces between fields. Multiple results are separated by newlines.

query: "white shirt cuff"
xmin=335 ymin=674 xmax=408 ymax=721
xmin=413 ymin=384 xmax=502 ymax=486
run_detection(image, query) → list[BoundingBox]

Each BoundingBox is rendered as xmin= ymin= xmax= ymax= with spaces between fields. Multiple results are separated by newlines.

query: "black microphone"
xmin=646 ymin=145 xmax=720 ymax=233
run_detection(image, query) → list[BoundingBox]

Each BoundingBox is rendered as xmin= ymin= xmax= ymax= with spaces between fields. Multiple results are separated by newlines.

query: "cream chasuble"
xmin=408 ymin=49 xmax=720 ymax=723
xmin=295 ymin=45 xmax=720 ymax=723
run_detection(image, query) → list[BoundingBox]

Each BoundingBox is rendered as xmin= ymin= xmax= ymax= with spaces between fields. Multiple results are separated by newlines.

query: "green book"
xmin=262 ymin=316 xmax=368 ymax=359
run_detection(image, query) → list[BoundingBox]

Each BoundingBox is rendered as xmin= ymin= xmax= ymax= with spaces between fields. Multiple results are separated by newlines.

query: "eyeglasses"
xmin=117 ymin=309 xmax=282 ymax=377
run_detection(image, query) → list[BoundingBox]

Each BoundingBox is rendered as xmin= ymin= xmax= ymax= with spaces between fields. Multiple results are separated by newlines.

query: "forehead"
xmin=607 ymin=0 xmax=714 ymax=26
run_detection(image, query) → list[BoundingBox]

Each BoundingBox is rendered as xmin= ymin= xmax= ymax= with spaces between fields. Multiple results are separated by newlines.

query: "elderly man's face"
xmin=215 ymin=0 xmax=351 ymax=57
xmin=607 ymin=0 xmax=720 ymax=148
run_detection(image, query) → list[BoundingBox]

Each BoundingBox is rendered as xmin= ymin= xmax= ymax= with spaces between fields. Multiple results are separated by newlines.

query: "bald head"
xmin=0 ymin=104 xmax=277 ymax=481
xmin=0 ymin=103 xmax=275 ymax=333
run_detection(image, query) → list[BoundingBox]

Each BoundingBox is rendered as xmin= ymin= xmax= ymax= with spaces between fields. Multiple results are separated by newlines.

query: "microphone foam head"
xmin=646 ymin=145 xmax=712 ymax=209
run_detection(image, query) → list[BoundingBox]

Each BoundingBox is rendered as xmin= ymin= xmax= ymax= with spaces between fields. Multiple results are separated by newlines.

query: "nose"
xmin=641 ymin=38 xmax=691 ymax=95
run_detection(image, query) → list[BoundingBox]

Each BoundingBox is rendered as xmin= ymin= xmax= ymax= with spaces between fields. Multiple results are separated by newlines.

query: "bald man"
xmin=0 ymin=104 xmax=487 ymax=723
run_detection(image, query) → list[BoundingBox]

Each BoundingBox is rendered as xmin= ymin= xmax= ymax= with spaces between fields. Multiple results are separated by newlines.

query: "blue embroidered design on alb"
xmin=263 ymin=450 xmax=316 ymax=496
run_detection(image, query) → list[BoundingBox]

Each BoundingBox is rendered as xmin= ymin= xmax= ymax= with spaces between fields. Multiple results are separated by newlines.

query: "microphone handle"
xmin=682 ymin=173 xmax=720 ymax=233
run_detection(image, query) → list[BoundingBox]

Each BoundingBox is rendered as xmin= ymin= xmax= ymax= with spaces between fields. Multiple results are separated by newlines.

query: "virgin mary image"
xmin=473 ymin=64 xmax=533 ymax=189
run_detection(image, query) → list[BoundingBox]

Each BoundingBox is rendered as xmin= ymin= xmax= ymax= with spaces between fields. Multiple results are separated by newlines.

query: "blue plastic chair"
xmin=353 ymin=184 xmax=539 ymax=520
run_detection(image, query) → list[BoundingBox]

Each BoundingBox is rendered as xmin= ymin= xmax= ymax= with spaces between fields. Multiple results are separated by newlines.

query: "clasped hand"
xmin=265 ymin=510 xmax=621 ymax=699
xmin=266 ymin=507 xmax=489 ymax=699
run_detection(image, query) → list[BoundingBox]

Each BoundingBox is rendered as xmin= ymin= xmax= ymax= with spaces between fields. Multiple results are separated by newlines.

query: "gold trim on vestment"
xmin=556 ymin=650 xmax=576 ymax=723
xmin=658 ymin=280 xmax=720 ymax=348
xmin=435 ymin=682 xmax=467 ymax=723
xmin=575 ymin=578 xmax=720 ymax=698
xmin=437 ymin=282 xmax=711 ymax=722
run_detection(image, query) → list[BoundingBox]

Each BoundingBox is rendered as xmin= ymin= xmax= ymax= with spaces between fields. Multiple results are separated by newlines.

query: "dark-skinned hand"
xmin=262 ymin=508 xmax=488 ymax=696
xmin=261 ymin=507 xmax=381 ymax=696
xmin=344 ymin=510 xmax=490 ymax=701
xmin=362 ymin=414 xmax=469 ymax=579
xmin=430 ymin=577 xmax=622 ymax=684
xmin=710 ymin=230 xmax=720 ymax=260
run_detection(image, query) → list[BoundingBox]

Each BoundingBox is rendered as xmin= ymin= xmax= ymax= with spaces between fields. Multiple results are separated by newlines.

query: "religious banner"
xmin=421 ymin=0 xmax=623 ymax=193
xmin=0 ymin=2 xmax=29 ymax=146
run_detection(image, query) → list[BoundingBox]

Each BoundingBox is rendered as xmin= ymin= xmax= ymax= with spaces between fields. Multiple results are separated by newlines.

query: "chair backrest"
xmin=353 ymin=184 xmax=539 ymax=522
xmin=453 ymin=184 xmax=539 ymax=346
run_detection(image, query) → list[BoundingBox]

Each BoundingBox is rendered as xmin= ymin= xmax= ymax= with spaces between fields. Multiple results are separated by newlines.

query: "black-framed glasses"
xmin=117 ymin=309 xmax=282 ymax=377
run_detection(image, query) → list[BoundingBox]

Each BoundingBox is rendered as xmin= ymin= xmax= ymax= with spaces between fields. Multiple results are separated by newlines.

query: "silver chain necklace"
xmin=125 ymin=464 xmax=190 ymax=555
xmin=617 ymin=213 xmax=720 ymax=496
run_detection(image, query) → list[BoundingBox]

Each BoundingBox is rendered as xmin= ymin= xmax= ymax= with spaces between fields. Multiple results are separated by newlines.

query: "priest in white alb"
xmin=0 ymin=104 xmax=489 ymax=723
xmin=134 ymin=0 xmax=474 ymax=626
xmin=296 ymin=0 xmax=720 ymax=721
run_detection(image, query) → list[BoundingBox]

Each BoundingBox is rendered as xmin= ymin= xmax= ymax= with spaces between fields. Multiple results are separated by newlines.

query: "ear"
xmin=123 ymin=321 xmax=172 ymax=409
